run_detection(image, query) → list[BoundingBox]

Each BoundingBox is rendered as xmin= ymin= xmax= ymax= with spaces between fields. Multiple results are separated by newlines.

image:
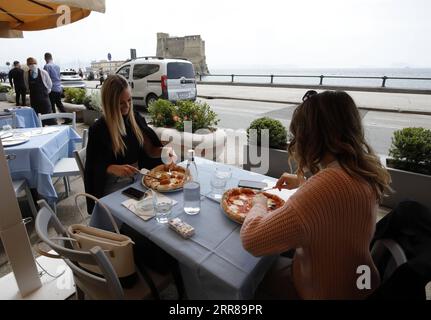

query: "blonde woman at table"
xmin=240 ymin=90 xmax=391 ymax=300
xmin=85 ymin=74 xmax=176 ymax=212
xmin=84 ymin=74 xmax=183 ymax=297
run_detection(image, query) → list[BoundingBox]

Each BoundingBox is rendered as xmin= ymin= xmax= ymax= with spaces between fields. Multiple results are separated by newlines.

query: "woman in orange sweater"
xmin=240 ymin=90 xmax=391 ymax=300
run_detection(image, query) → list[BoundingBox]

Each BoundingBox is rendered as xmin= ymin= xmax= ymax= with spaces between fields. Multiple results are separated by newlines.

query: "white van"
xmin=115 ymin=57 xmax=197 ymax=108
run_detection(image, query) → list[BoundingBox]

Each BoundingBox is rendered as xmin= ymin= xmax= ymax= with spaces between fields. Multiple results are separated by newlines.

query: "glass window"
xmin=117 ymin=65 xmax=130 ymax=79
xmin=167 ymin=62 xmax=195 ymax=79
xmin=133 ymin=64 xmax=160 ymax=80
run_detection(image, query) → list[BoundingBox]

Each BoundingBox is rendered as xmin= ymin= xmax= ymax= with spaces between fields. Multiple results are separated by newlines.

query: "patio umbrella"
xmin=0 ymin=0 xmax=105 ymax=33
xmin=0 ymin=22 xmax=23 ymax=38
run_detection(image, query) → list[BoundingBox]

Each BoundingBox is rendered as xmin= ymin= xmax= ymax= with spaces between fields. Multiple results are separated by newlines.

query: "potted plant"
xmin=243 ymin=117 xmax=295 ymax=178
xmin=382 ymin=127 xmax=431 ymax=211
xmin=83 ymin=90 xmax=103 ymax=125
xmin=0 ymin=85 xmax=9 ymax=101
xmin=147 ymin=99 xmax=226 ymax=161
xmin=62 ymin=88 xmax=87 ymax=121
xmin=6 ymin=87 xmax=16 ymax=103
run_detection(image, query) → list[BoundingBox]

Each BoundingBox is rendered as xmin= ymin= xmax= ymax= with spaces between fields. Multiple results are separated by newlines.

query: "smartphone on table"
xmin=122 ymin=187 xmax=146 ymax=200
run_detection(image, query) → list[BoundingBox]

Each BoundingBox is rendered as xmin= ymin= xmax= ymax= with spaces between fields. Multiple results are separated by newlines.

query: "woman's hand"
xmin=252 ymin=194 xmax=268 ymax=208
xmin=161 ymin=146 xmax=178 ymax=165
xmin=107 ymin=164 xmax=139 ymax=177
xmin=275 ymin=173 xmax=305 ymax=190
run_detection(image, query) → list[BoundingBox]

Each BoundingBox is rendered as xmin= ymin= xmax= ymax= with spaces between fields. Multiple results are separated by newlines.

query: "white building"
xmin=90 ymin=60 xmax=125 ymax=75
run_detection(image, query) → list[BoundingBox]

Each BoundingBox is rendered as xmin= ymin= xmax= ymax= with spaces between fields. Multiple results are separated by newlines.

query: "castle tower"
xmin=156 ymin=33 xmax=209 ymax=75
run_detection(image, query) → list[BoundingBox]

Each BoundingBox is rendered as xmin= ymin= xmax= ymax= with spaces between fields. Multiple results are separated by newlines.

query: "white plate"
xmin=0 ymin=132 xmax=13 ymax=139
xmin=2 ymin=138 xmax=30 ymax=147
xmin=141 ymin=176 xmax=183 ymax=193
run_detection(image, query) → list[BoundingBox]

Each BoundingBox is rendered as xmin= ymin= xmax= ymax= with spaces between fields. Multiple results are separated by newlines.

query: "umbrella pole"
xmin=0 ymin=141 xmax=42 ymax=297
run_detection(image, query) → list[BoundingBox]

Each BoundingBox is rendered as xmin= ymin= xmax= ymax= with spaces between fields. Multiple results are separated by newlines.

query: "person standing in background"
xmin=99 ymin=69 xmax=104 ymax=87
xmin=44 ymin=52 xmax=71 ymax=124
xmin=24 ymin=57 xmax=56 ymax=126
xmin=8 ymin=61 xmax=27 ymax=106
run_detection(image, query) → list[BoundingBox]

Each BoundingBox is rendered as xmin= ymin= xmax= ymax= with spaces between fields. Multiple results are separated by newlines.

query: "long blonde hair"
xmin=289 ymin=91 xmax=391 ymax=202
xmin=101 ymin=74 xmax=144 ymax=157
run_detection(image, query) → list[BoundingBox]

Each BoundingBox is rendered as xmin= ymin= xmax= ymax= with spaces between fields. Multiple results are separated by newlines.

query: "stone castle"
xmin=156 ymin=33 xmax=209 ymax=75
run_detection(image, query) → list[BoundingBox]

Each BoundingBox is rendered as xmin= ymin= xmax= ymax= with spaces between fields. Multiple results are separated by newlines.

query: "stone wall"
xmin=157 ymin=33 xmax=209 ymax=75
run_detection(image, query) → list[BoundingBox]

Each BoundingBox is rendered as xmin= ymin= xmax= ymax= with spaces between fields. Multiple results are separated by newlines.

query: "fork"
xmin=255 ymin=186 xmax=277 ymax=194
xmin=140 ymin=169 xmax=162 ymax=180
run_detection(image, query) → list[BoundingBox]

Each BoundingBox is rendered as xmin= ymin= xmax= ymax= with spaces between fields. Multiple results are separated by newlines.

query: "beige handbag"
xmin=68 ymin=193 xmax=136 ymax=279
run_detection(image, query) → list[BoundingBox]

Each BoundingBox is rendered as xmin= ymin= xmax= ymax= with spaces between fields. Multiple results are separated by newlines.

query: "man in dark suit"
xmin=8 ymin=61 xmax=27 ymax=106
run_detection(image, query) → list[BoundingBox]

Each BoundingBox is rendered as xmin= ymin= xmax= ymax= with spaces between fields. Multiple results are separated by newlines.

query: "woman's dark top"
xmin=84 ymin=112 xmax=163 ymax=213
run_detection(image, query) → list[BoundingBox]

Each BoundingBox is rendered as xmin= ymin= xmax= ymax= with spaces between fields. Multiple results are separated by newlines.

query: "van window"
xmin=133 ymin=64 xmax=160 ymax=80
xmin=117 ymin=65 xmax=130 ymax=79
xmin=167 ymin=62 xmax=195 ymax=79
xmin=60 ymin=71 xmax=78 ymax=76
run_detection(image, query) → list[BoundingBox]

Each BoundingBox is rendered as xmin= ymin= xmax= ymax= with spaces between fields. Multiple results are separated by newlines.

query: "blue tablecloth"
xmin=0 ymin=107 xmax=40 ymax=128
xmin=4 ymin=126 xmax=82 ymax=203
xmin=90 ymin=157 xmax=294 ymax=299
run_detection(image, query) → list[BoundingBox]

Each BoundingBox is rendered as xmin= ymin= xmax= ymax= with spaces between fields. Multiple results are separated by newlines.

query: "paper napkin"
xmin=121 ymin=193 xmax=178 ymax=221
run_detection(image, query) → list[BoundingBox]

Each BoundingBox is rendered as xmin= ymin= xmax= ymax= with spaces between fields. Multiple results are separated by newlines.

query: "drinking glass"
xmin=2 ymin=124 xmax=12 ymax=134
xmin=210 ymin=167 xmax=232 ymax=199
xmin=216 ymin=166 xmax=232 ymax=181
xmin=152 ymin=191 xmax=173 ymax=223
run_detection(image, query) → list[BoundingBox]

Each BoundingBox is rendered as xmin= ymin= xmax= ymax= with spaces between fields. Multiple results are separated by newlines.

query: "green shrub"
xmin=64 ymin=88 xmax=87 ymax=104
xmin=388 ymin=127 xmax=431 ymax=175
xmin=247 ymin=117 xmax=288 ymax=149
xmin=148 ymin=99 xmax=219 ymax=132
xmin=174 ymin=100 xmax=219 ymax=132
xmin=147 ymin=99 xmax=176 ymax=128
xmin=0 ymin=85 xmax=10 ymax=93
xmin=84 ymin=90 xmax=102 ymax=112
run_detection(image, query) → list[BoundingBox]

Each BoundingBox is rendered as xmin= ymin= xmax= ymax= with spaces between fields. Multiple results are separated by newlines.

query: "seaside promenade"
xmin=197 ymin=84 xmax=431 ymax=114
xmin=83 ymin=81 xmax=431 ymax=155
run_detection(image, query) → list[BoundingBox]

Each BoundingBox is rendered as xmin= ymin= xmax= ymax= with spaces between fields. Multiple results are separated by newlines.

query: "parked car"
xmin=60 ymin=69 xmax=86 ymax=90
xmin=115 ymin=57 xmax=197 ymax=109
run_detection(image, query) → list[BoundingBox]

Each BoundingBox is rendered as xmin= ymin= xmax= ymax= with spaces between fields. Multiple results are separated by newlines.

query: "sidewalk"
xmin=197 ymin=84 xmax=431 ymax=115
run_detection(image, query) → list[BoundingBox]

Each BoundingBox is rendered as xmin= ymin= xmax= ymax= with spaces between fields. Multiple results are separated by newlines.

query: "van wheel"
xmin=146 ymin=94 xmax=158 ymax=107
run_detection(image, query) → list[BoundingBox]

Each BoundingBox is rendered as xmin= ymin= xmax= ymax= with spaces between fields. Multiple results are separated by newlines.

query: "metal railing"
xmin=196 ymin=73 xmax=431 ymax=88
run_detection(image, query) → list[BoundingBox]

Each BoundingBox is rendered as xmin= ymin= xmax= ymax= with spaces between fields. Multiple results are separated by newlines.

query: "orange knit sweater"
xmin=240 ymin=164 xmax=381 ymax=299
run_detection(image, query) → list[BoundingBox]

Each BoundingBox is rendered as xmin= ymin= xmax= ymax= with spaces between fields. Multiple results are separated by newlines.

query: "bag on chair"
xmin=68 ymin=193 xmax=137 ymax=286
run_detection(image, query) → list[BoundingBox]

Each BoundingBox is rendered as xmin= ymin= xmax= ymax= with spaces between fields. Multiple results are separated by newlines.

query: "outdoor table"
xmin=90 ymin=157 xmax=296 ymax=299
xmin=4 ymin=126 xmax=82 ymax=204
xmin=0 ymin=107 xmax=41 ymax=128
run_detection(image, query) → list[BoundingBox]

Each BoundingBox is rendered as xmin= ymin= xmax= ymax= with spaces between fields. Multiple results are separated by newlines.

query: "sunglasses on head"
xmin=302 ymin=90 xmax=318 ymax=102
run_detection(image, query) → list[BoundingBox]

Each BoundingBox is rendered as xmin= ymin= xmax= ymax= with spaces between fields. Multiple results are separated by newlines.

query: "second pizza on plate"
xmin=221 ymin=187 xmax=285 ymax=224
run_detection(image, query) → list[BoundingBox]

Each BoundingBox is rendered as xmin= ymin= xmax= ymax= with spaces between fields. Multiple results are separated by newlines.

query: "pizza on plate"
xmin=221 ymin=187 xmax=285 ymax=224
xmin=142 ymin=164 xmax=189 ymax=192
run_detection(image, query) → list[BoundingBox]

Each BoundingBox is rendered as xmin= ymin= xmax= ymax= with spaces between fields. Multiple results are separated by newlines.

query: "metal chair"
xmin=47 ymin=124 xmax=85 ymax=199
xmin=35 ymin=200 xmax=172 ymax=300
xmin=73 ymin=129 xmax=88 ymax=179
xmin=81 ymin=128 xmax=89 ymax=149
xmin=0 ymin=112 xmax=16 ymax=129
xmin=371 ymin=239 xmax=408 ymax=282
xmin=13 ymin=179 xmax=38 ymax=218
xmin=73 ymin=148 xmax=86 ymax=179
xmin=38 ymin=112 xmax=76 ymax=129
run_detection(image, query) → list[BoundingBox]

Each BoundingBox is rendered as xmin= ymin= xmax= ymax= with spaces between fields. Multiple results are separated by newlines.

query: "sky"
xmin=0 ymin=0 xmax=430 ymax=70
